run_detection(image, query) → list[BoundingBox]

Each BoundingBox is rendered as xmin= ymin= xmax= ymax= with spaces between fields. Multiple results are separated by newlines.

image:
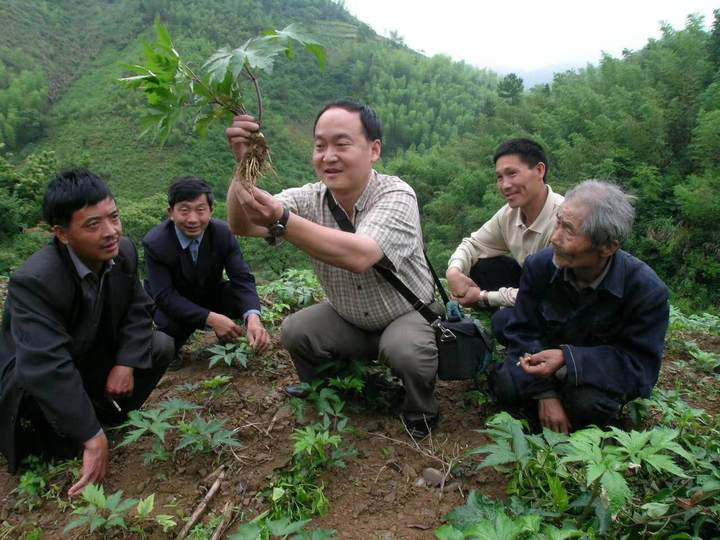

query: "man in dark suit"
xmin=143 ymin=176 xmax=268 ymax=366
xmin=0 ymin=169 xmax=174 ymax=496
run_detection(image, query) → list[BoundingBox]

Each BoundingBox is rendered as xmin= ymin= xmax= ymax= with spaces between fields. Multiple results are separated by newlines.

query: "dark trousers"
xmin=468 ymin=256 xmax=522 ymax=344
xmin=15 ymin=331 xmax=174 ymax=464
xmin=489 ymin=359 xmax=624 ymax=431
xmin=153 ymin=281 xmax=245 ymax=350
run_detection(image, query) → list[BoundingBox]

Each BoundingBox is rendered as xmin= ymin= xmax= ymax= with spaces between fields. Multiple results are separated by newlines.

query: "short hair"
xmin=168 ymin=176 xmax=215 ymax=208
xmin=564 ymin=180 xmax=636 ymax=246
xmin=42 ymin=169 xmax=114 ymax=227
xmin=493 ymin=138 xmax=548 ymax=182
xmin=313 ymin=100 xmax=383 ymax=143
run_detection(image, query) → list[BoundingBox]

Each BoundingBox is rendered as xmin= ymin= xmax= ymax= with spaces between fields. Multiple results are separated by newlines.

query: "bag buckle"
xmin=432 ymin=319 xmax=456 ymax=343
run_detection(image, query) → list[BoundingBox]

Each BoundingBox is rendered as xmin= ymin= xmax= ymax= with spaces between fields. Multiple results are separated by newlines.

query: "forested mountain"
xmin=1 ymin=0 xmax=719 ymax=309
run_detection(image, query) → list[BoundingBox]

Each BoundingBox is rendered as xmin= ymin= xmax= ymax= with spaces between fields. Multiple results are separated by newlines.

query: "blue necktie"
xmin=189 ymin=239 xmax=199 ymax=264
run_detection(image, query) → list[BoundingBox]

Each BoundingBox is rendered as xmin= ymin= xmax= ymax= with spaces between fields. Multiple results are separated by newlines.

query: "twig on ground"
xmin=176 ymin=467 xmax=226 ymax=540
xmin=264 ymin=407 xmax=283 ymax=435
xmin=210 ymin=500 xmax=235 ymax=540
xmin=368 ymin=431 xmax=450 ymax=468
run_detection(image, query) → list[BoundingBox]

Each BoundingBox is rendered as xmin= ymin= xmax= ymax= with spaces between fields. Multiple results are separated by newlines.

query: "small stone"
xmin=444 ymin=481 xmax=460 ymax=492
xmin=413 ymin=477 xmax=426 ymax=488
xmin=243 ymin=497 xmax=251 ymax=505
xmin=422 ymin=467 xmax=444 ymax=487
xmin=401 ymin=463 xmax=417 ymax=480
xmin=383 ymin=490 xmax=396 ymax=503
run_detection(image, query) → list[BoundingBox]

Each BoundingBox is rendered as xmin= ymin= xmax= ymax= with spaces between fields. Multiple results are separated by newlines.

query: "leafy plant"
xmin=202 ymin=374 xmax=233 ymax=390
xmin=64 ymin=484 xmax=138 ymax=534
xmin=121 ymin=19 xmax=325 ymax=187
xmin=176 ymin=415 xmax=242 ymax=455
xmin=258 ymin=269 xmax=321 ymax=323
xmin=208 ymin=339 xmax=252 ymax=368
xmin=455 ymin=409 xmax=720 ymax=537
xmin=16 ymin=456 xmax=80 ymax=510
xmin=230 ymin=511 xmax=336 ymax=539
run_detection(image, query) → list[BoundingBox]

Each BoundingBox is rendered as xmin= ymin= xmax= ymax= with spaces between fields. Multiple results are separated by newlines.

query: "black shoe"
xmin=167 ymin=353 xmax=185 ymax=371
xmin=402 ymin=413 xmax=439 ymax=439
xmin=285 ymin=383 xmax=311 ymax=399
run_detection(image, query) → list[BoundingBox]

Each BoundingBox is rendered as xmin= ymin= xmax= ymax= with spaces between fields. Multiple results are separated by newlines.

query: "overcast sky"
xmin=342 ymin=0 xmax=718 ymax=75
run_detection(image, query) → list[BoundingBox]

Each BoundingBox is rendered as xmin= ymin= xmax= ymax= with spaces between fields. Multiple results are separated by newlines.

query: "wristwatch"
xmin=266 ymin=206 xmax=290 ymax=241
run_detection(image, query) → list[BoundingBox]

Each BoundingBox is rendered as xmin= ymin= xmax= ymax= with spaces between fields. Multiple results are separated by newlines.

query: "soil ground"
xmin=1 ymin=321 xmax=718 ymax=539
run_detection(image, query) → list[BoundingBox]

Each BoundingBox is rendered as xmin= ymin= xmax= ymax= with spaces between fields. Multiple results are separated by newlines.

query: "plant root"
xmin=233 ymin=132 xmax=274 ymax=189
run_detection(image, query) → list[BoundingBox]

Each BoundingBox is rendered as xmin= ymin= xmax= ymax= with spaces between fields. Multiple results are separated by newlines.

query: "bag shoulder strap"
xmin=325 ymin=189 xmax=446 ymax=324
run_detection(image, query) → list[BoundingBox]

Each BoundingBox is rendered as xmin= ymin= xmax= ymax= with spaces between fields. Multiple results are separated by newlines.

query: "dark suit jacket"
xmin=0 ymin=237 xmax=153 ymax=471
xmin=142 ymin=218 xmax=261 ymax=330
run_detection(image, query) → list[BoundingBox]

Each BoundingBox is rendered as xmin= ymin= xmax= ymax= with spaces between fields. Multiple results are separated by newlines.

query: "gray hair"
xmin=564 ymin=180 xmax=636 ymax=245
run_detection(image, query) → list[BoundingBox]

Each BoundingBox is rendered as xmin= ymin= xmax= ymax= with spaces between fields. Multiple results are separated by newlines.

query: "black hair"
xmin=167 ymin=176 xmax=215 ymax=209
xmin=313 ymin=99 xmax=383 ymax=143
xmin=42 ymin=168 xmax=115 ymax=227
xmin=493 ymin=138 xmax=548 ymax=182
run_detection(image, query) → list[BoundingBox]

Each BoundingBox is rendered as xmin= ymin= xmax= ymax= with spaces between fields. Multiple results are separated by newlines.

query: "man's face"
xmin=551 ymin=201 xmax=606 ymax=270
xmin=54 ymin=197 xmax=122 ymax=270
xmin=312 ymin=107 xmax=381 ymax=194
xmin=169 ymin=194 xmax=213 ymax=238
xmin=495 ymin=154 xmax=546 ymax=209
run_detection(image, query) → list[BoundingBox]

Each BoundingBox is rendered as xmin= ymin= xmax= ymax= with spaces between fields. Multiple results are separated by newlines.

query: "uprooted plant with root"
xmin=121 ymin=18 xmax=325 ymax=188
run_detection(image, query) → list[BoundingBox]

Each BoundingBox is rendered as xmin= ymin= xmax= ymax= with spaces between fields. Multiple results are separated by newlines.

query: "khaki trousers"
xmin=280 ymin=302 xmax=438 ymax=422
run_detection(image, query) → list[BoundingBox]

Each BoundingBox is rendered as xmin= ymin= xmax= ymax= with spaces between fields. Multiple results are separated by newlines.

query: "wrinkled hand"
xmin=446 ymin=268 xmax=476 ymax=298
xmin=105 ymin=365 xmax=134 ymax=399
xmin=246 ymin=314 xmax=270 ymax=353
xmin=226 ymin=114 xmax=260 ymax=162
xmin=207 ymin=312 xmax=244 ymax=341
xmin=68 ymin=432 xmax=109 ymax=497
xmin=538 ymin=398 xmax=572 ymax=434
xmin=519 ymin=349 xmax=565 ymax=377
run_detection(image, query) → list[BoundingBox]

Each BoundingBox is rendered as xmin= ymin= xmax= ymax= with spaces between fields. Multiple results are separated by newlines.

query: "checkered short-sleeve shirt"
xmin=275 ymin=171 xmax=435 ymax=331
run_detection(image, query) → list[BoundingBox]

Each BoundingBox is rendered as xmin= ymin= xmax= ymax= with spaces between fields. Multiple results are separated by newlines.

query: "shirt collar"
xmin=354 ymin=170 xmax=377 ymax=212
xmin=174 ymin=225 xmax=204 ymax=250
xmin=67 ymin=245 xmax=114 ymax=279
xmin=514 ymin=184 xmax=558 ymax=232
xmin=550 ymin=251 xmax=625 ymax=298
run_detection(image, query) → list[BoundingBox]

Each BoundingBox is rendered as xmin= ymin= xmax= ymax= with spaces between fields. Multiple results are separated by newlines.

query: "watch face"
xmin=269 ymin=223 xmax=286 ymax=237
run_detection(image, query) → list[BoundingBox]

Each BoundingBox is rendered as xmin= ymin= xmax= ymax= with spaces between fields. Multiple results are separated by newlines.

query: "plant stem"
xmin=244 ymin=64 xmax=263 ymax=125
xmin=576 ymin=480 xmax=602 ymax=528
xmin=180 ymin=62 xmax=246 ymax=116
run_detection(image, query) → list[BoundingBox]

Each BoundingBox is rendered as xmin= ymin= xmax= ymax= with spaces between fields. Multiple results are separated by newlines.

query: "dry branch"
xmin=176 ymin=467 xmax=226 ymax=539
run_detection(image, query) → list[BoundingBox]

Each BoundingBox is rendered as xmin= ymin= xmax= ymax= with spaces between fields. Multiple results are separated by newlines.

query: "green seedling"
xmin=208 ymin=339 xmax=252 ymax=368
xmin=176 ymin=416 xmax=242 ymax=455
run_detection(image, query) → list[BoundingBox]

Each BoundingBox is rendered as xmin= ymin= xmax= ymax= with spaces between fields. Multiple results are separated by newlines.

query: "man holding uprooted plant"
xmin=446 ymin=139 xmax=564 ymax=341
xmin=0 ymin=169 xmax=174 ymax=495
xmin=490 ymin=180 xmax=669 ymax=433
xmin=225 ymin=101 xmax=439 ymax=437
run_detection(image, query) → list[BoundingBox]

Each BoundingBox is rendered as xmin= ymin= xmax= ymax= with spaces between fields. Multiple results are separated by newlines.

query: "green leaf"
xmin=82 ymin=484 xmax=106 ymax=507
xmin=228 ymin=522 xmax=262 ymax=540
xmin=600 ymin=470 xmax=631 ymax=511
xmin=202 ymin=47 xmax=233 ymax=84
xmin=643 ymin=453 xmax=688 ymax=477
xmin=154 ymin=17 xmax=174 ymax=50
xmin=267 ymin=517 xmax=311 ymax=536
xmin=64 ymin=517 xmax=91 ymax=533
xmin=156 ymin=514 xmax=177 ymax=532
xmin=641 ymin=502 xmax=670 ymax=518
xmin=272 ymin=24 xmax=326 ymax=69
xmin=136 ymin=494 xmax=155 ymax=517
xmin=434 ymin=524 xmax=465 ymax=540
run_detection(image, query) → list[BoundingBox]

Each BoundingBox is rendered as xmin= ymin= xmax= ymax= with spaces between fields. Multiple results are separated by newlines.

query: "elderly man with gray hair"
xmin=489 ymin=180 xmax=669 ymax=433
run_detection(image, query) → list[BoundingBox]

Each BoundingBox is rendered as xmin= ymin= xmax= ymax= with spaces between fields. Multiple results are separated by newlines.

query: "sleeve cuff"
xmin=243 ymin=309 xmax=261 ymax=322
